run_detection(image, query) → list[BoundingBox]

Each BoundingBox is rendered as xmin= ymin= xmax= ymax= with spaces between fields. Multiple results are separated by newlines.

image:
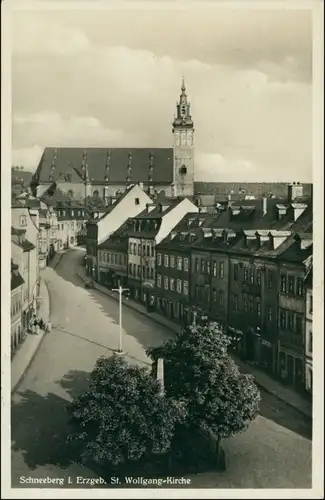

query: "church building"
xmin=31 ymin=80 xmax=195 ymax=201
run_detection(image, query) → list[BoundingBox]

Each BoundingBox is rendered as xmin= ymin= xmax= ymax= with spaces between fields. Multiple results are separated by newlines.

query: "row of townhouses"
xmin=10 ymin=189 xmax=89 ymax=357
xmin=84 ymin=182 xmax=313 ymax=395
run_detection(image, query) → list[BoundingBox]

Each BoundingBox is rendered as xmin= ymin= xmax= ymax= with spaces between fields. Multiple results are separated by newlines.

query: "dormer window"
xmin=179 ymin=165 xmax=187 ymax=175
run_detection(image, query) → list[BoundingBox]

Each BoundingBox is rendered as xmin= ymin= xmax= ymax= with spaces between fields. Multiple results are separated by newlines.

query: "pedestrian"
xmin=47 ymin=320 xmax=52 ymax=333
xmin=35 ymin=323 xmax=40 ymax=335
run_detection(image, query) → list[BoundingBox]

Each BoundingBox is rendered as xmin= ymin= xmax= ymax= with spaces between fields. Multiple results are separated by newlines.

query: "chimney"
xmin=156 ymin=358 xmax=164 ymax=396
xmin=139 ymin=181 xmax=144 ymax=190
xmin=262 ymin=197 xmax=267 ymax=215
xmin=288 ymin=182 xmax=303 ymax=202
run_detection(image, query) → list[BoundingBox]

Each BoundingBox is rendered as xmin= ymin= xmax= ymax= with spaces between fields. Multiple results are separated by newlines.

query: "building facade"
xmin=11 ymin=260 xmax=24 ymax=357
xmin=98 ymin=224 xmax=129 ymax=288
xmin=126 ymin=197 xmax=198 ymax=307
xmin=304 ymin=260 xmax=313 ymax=394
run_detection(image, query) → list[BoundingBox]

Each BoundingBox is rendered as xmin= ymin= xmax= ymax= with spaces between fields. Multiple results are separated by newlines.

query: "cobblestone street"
xmin=11 ymin=250 xmax=312 ymax=489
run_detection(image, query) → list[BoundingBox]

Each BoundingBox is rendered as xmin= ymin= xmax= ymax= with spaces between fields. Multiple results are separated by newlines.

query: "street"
xmin=11 ymin=249 xmax=312 ymax=489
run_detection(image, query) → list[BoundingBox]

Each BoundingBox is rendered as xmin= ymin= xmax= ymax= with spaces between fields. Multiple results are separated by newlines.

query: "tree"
xmin=66 ymin=355 xmax=186 ymax=467
xmin=146 ymin=321 xmax=260 ymax=440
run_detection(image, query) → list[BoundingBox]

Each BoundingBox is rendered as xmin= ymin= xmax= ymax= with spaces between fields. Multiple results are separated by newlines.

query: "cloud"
xmin=11 ymin=8 xmax=312 ymax=182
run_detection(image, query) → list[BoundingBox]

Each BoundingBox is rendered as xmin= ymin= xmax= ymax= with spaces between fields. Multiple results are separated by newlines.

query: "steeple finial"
xmin=181 ymin=76 xmax=186 ymax=93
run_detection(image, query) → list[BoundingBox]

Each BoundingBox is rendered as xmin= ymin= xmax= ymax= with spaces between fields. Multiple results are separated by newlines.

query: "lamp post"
xmin=112 ymin=283 xmax=129 ymax=354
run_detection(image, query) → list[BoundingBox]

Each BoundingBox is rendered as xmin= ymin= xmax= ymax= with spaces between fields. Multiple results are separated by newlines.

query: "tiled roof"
xmin=194 ymin=181 xmax=313 ymax=198
xmin=11 ymin=260 xmax=25 ymax=290
xmin=11 ymin=226 xmax=26 ymax=235
xmin=33 ymin=147 xmax=174 ymax=185
xmin=11 ymin=168 xmax=33 ymax=185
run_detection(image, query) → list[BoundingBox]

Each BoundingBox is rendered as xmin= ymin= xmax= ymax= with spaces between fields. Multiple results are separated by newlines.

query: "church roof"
xmin=33 ymin=147 xmax=174 ymax=185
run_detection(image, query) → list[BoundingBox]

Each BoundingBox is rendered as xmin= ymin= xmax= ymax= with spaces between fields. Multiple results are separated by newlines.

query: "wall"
xmin=97 ymin=185 xmax=152 ymax=245
xmin=156 ymin=198 xmax=198 ymax=245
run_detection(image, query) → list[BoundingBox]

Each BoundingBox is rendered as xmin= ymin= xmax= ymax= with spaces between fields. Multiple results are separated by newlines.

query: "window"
xmin=244 ymin=267 xmax=249 ymax=283
xmin=168 ymin=278 xmax=175 ymax=291
xmin=157 ymin=274 xmax=161 ymax=288
xmin=309 ymin=295 xmax=313 ymax=314
xmin=256 ymin=299 xmax=261 ymax=317
xmin=177 ymin=257 xmax=182 ymax=271
xmin=267 ymin=306 xmax=273 ymax=323
xmin=201 ymin=259 xmax=205 ymax=273
xmin=137 ymin=265 xmax=141 ymax=277
xmin=62 ymin=211 xmax=66 ymax=216
xmin=170 ymin=256 xmax=175 ymax=268
xmin=288 ymin=276 xmax=295 ymax=294
xmin=119 ymin=254 xmax=122 ymax=265
xmin=195 ymin=258 xmax=199 ymax=273
xmin=279 ymin=310 xmax=286 ymax=329
xmin=78 ymin=210 xmax=81 ymax=217
xmin=288 ymin=312 xmax=294 ymax=332
xmin=71 ymin=210 xmax=74 ymax=217
xmin=212 ymin=289 xmax=217 ymax=302
xmin=206 ymin=260 xmax=210 ymax=275
xmin=164 ymin=254 xmax=169 ymax=267
xmin=133 ymin=264 xmax=137 ymax=277
xmin=107 ymin=253 xmax=110 ymax=263
xmin=138 ymin=244 xmax=141 ymax=255
xmin=128 ymin=263 xmax=132 ymax=275
xmin=268 ymin=271 xmax=273 ymax=289
xmin=146 ymin=245 xmax=150 ymax=257
xmin=308 ymin=331 xmax=313 ymax=353
xmin=218 ymin=290 xmax=224 ymax=306
xmin=234 ymin=264 xmax=239 ymax=281
xmin=177 ymin=279 xmax=182 ymax=293
xmin=296 ymin=278 xmax=304 ymax=297
xmin=296 ymin=315 xmax=303 ymax=335
xmin=157 ymin=253 xmax=162 ymax=266
xmin=184 ymin=258 xmax=189 ymax=272
xmin=250 ymin=267 xmax=254 ymax=284
xmin=233 ymin=294 xmax=239 ymax=310
xmin=142 ymin=245 xmax=146 ymax=256
xmin=129 ymin=243 xmax=133 ymax=254
xmin=151 ymin=246 xmax=155 ymax=257
xmin=150 ymin=268 xmax=154 ymax=279
xmin=164 ymin=276 xmax=168 ymax=290
xmin=19 ymin=215 xmax=27 ymax=227
xmin=249 ymin=296 xmax=254 ymax=312
xmin=183 ymin=281 xmax=188 ymax=295
xmin=243 ymin=294 xmax=248 ymax=312
xmin=256 ymin=269 xmax=262 ymax=286
xmin=219 ymin=261 xmax=224 ymax=279
xmin=135 ymin=197 xmax=140 ymax=205
xmin=212 ymin=261 xmax=217 ymax=276
xmin=280 ymin=274 xmax=287 ymax=293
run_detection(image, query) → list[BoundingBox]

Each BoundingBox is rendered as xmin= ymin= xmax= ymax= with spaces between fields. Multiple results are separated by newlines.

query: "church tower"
xmin=172 ymin=78 xmax=195 ymax=197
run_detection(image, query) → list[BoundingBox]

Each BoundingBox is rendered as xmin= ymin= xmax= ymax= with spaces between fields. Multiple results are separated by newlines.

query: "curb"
xmin=76 ymin=271 xmax=311 ymax=420
xmin=254 ymin=381 xmax=312 ymax=420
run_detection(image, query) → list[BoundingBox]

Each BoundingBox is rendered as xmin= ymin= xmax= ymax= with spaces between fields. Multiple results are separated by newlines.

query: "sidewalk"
xmin=76 ymin=266 xmax=312 ymax=420
xmin=231 ymin=355 xmax=312 ymax=419
xmin=11 ymin=276 xmax=50 ymax=393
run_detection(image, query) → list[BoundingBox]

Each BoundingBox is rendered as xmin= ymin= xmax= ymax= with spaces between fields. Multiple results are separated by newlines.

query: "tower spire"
xmin=181 ymin=76 xmax=186 ymax=93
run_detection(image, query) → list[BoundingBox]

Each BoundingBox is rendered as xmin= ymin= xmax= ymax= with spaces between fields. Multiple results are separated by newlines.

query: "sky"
xmin=10 ymin=3 xmax=313 ymax=182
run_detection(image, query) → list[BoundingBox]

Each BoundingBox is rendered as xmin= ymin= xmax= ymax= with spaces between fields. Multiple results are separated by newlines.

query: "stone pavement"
xmin=76 ymin=265 xmax=312 ymax=420
xmin=11 ymin=276 xmax=50 ymax=393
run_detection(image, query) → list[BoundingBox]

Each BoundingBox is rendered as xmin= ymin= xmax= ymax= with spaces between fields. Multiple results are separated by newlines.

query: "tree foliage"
xmin=66 ymin=355 xmax=186 ymax=466
xmin=146 ymin=322 xmax=261 ymax=439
